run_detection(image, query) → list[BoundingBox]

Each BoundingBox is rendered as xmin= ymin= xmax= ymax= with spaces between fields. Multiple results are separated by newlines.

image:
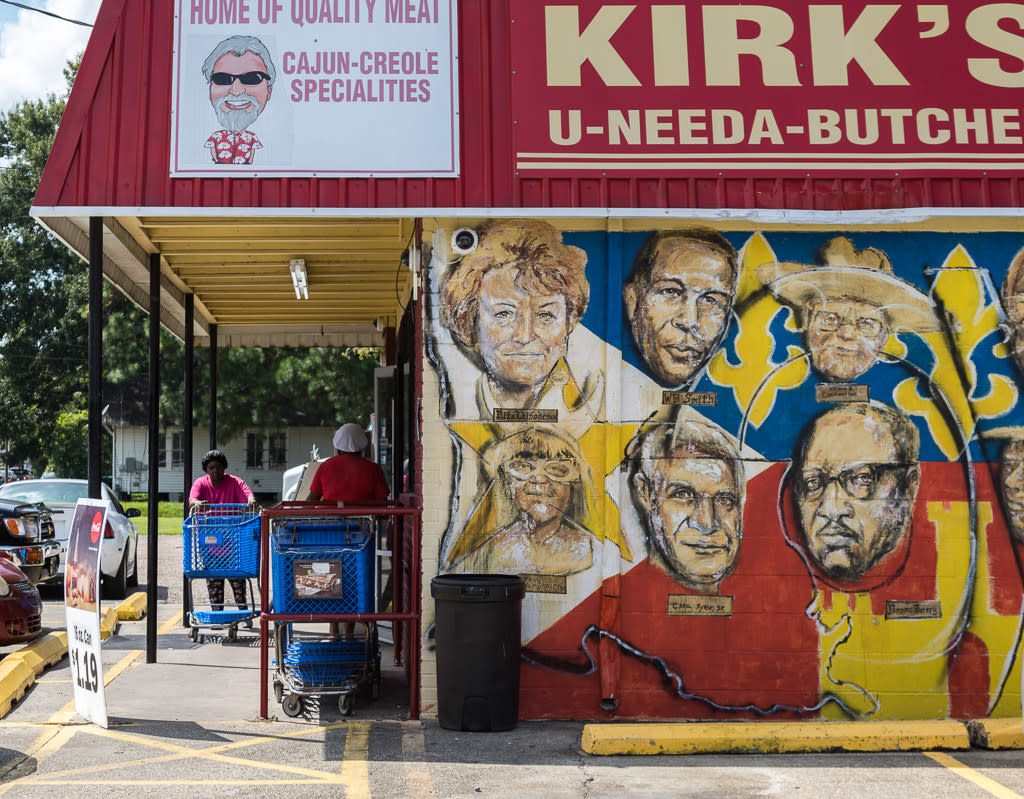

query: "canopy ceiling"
xmin=37 ymin=212 xmax=419 ymax=348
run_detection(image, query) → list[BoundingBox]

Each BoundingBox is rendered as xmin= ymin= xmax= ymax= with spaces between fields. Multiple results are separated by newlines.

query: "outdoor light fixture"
xmin=289 ymin=258 xmax=308 ymax=300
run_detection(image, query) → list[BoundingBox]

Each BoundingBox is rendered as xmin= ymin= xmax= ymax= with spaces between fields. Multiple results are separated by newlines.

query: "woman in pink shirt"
xmin=189 ymin=450 xmax=256 ymax=612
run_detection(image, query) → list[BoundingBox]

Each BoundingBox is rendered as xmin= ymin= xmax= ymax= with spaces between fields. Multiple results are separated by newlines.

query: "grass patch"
xmin=124 ymin=500 xmax=185 ymax=535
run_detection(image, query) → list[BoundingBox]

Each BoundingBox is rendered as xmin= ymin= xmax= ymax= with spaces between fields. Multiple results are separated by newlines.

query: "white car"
xmin=0 ymin=479 xmax=140 ymax=598
xmin=281 ymin=459 xmax=324 ymax=501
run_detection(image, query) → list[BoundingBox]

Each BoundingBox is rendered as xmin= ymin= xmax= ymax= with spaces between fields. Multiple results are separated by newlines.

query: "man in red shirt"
xmin=307 ymin=423 xmax=389 ymax=503
xmin=306 ymin=423 xmax=389 ymax=639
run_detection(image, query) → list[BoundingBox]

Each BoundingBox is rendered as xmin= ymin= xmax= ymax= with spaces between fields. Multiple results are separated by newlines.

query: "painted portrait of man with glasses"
xmin=201 ymin=35 xmax=276 ymax=165
xmin=790 ymin=401 xmax=920 ymax=583
xmin=757 ymin=236 xmax=940 ymax=382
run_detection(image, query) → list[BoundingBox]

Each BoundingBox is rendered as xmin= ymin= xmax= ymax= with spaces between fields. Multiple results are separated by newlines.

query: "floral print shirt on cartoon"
xmin=204 ymin=130 xmax=262 ymax=164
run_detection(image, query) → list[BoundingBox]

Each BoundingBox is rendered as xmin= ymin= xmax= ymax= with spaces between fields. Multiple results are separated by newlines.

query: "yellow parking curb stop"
xmin=581 ymin=720 xmax=972 ymax=755
xmin=966 ymin=719 xmax=1024 ymax=750
xmin=116 ymin=592 xmax=147 ymax=620
xmin=99 ymin=606 xmax=119 ymax=640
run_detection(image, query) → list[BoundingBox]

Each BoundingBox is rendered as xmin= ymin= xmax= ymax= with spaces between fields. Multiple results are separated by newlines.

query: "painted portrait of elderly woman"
xmin=440 ymin=220 xmax=603 ymax=421
xmin=444 ymin=425 xmax=599 ymax=576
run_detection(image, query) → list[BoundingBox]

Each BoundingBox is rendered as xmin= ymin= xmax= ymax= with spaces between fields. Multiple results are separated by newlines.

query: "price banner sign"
xmin=63 ymin=499 xmax=109 ymax=728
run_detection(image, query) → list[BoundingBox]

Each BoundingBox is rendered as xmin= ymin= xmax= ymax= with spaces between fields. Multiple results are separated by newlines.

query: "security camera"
xmin=451 ymin=227 xmax=478 ymax=256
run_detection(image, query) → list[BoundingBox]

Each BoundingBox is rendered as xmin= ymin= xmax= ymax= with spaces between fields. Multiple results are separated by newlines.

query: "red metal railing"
xmin=257 ymin=499 xmax=422 ymax=719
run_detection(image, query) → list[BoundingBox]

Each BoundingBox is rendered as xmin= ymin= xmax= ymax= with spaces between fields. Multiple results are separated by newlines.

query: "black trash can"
xmin=431 ymin=574 xmax=525 ymax=731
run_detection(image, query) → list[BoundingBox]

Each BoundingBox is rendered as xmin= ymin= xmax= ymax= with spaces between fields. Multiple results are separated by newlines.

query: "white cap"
xmin=333 ymin=423 xmax=368 ymax=453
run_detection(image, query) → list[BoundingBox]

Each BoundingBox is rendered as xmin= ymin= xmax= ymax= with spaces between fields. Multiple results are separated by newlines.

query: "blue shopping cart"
xmin=183 ymin=503 xmax=261 ymax=641
xmin=270 ymin=516 xmax=381 ymax=716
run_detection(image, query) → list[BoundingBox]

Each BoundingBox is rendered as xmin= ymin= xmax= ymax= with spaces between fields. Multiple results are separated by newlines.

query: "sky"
xmin=0 ymin=0 xmax=100 ymax=113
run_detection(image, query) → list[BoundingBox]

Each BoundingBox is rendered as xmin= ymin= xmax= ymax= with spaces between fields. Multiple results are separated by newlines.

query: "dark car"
xmin=0 ymin=554 xmax=42 ymax=644
xmin=5 ymin=468 xmax=32 ymax=483
xmin=0 ymin=497 xmax=59 ymax=586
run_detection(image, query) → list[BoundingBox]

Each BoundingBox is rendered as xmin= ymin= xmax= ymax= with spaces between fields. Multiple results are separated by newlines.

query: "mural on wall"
xmin=427 ymin=221 xmax=1024 ymax=721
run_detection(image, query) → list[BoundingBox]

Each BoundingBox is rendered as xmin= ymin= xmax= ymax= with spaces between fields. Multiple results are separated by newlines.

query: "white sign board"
xmin=64 ymin=499 xmax=109 ymax=729
xmin=170 ymin=0 xmax=459 ymax=177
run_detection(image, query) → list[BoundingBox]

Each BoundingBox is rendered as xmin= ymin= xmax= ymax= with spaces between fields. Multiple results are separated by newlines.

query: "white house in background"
xmin=109 ymin=426 xmax=336 ymax=501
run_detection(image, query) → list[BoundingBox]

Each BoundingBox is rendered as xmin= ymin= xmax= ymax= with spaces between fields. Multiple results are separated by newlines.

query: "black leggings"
xmin=207 ymin=578 xmax=247 ymax=610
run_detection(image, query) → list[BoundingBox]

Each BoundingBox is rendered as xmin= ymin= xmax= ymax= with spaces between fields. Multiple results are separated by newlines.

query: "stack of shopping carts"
xmin=270 ymin=517 xmax=381 ymax=716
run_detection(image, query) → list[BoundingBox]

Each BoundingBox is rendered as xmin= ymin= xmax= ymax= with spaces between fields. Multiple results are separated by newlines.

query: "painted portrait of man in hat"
xmin=757 ymin=237 xmax=941 ymax=382
xmin=1002 ymin=248 xmax=1024 ymax=376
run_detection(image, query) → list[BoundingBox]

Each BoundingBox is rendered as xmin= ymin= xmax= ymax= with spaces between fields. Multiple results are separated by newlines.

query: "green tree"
xmin=0 ymin=72 xmax=89 ymax=468
xmin=50 ymin=409 xmax=88 ymax=478
xmin=102 ymin=290 xmax=380 ymax=442
xmin=2 ymin=62 xmax=381 ymax=469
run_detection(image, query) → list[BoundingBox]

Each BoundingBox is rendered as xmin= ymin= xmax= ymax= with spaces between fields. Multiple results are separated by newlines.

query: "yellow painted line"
xmin=925 ymin=751 xmax=1024 ymax=798
xmin=24 ymin=779 xmax=360 ymax=785
xmin=0 ymin=726 xmax=78 ymax=789
xmin=0 ymin=610 xmax=180 ymax=794
xmin=19 ymin=722 xmax=360 ymax=785
xmin=103 ymin=650 xmax=144 ymax=686
xmin=116 ymin=592 xmax=147 ymax=620
xmin=28 ymin=725 xmax=77 ymax=765
xmin=157 ymin=611 xmax=183 ymax=634
xmin=339 ymin=722 xmax=371 ymax=799
xmin=402 ymin=722 xmax=436 ymax=799
xmin=581 ymin=720 xmax=972 ymax=755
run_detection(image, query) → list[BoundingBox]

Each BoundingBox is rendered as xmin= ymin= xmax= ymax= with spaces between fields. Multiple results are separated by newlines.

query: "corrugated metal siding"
xmin=36 ymin=0 xmax=1024 ymax=213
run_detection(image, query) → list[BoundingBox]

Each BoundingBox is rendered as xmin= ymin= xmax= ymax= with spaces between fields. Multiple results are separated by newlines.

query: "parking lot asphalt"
xmin=0 ymin=536 xmax=1023 ymax=797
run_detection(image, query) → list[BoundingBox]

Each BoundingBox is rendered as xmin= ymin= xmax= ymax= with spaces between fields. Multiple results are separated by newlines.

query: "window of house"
xmin=268 ymin=432 xmax=287 ymax=469
xmin=246 ymin=432 xmax=264 ymax=469
xmin=157 ymin=433 xmax=167 ymax=468
xmin=171 ymin=432 xmax=184 ymax=467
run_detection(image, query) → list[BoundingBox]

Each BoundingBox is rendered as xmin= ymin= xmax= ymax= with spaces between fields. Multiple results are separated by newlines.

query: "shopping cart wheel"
xmin=339 ymin=694 xmax=355 ymax=716
xmin=282 ymin=694 xmax=304 ymax=718
xmin=227 ymin=626 xmax=238 ymax=642
xmin=371 ymin=673 xmax=381 ymax=701
xmin=188 ymin=626 xmax=198 ymax=642
xmin=273 ymin=681 xmax=284 ymax=703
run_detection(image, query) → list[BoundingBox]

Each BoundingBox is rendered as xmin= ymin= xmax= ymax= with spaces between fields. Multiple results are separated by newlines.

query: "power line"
xmin=0 ymin=0 xmax=92 ymax=27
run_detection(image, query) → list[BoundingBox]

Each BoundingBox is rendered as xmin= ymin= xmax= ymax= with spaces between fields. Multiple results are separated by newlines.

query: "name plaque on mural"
xmin=492 ymin=408 xmax=559 ymax=422
xmin=663 ymin=391 xmax=717 ymax=407
xmin=521 ymin=574 xmax=567 ymax=594
xmin=667 ymin=594 xmax=733 ymax=617
xmin=816 ymin=383 xmax=870 ymax=403
xmin=885 ymin=600 xmax=942 ymax=620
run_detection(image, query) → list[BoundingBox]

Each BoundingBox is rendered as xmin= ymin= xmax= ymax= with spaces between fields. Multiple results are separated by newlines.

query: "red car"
xmin=0 ymin=555 xmax=42 ymax=644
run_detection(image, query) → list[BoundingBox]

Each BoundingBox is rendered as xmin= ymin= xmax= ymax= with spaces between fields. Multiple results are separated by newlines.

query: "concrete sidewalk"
xmin=2 ymin=600 xmax=1022 ymax=761
xmin=0 ymin=601 xmax=1022 ymax=798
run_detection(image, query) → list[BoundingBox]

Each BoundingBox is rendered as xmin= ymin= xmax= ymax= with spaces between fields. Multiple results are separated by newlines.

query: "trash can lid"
xmin=430 ymin=574 xmax=526 ymax=602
